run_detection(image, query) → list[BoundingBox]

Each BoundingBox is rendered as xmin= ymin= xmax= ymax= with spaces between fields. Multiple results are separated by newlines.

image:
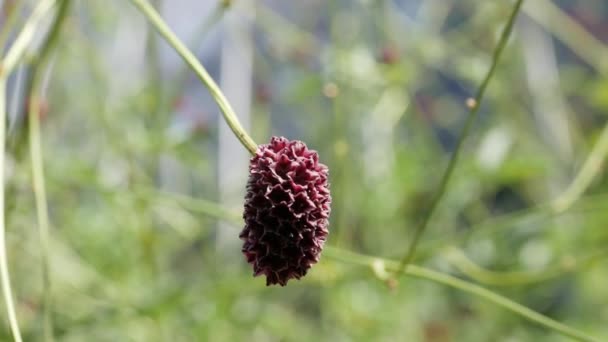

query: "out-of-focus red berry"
xmin=255 ymin=83 xmax=272 ymax=104
xmin=25 ymin=97 xmax=49 ymax=121
xmin=379 ymin=44 xmax=400 ymax=65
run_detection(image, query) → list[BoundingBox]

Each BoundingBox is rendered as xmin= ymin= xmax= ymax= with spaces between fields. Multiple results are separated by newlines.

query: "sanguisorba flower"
xmin=240 ymin=136 xmax=331 ymax=286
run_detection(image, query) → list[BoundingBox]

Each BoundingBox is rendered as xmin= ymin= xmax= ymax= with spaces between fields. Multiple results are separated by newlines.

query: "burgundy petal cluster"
xmin=240 ymin=136 xmax=331 ymax=286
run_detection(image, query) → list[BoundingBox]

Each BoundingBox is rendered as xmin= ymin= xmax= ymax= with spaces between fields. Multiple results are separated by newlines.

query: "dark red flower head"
xmin=240 ymin=136 xmax=331 ymax=286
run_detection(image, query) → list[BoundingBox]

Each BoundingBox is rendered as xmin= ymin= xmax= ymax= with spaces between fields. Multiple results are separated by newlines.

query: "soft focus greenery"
xmin=2 ymin=0 xmax=608 ymax=341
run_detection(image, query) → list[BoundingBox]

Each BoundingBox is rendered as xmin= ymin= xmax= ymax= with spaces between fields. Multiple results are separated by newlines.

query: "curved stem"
xmin=324 ymin=246 xmax=601 ymax=342
xmin=165 ymin=3 xmax=229 ymax=106
xmin=120 ymin=188 xmax=600 ymax=341
xmin=129 ymin=0 xmax=258 ymax=155
xmin=416 ymin=192 xmax=608 ymax=260
xmin=442 ymin=246 xmax=608 ymax=286
xmin=0 ymin=2 xmax=58 ymax=341
xmin=0 ymin=0 xmax=57 ymax=77
xmin=552 ymin=123 xmax=608 ymax=213
xmin=395 ymin=0 xmax=525 ymax=275
xmin=140 ymin=187 xmax=242 ymax=224
xmin=29 ymin=83 xmax=54 ymax=342
xmin=522 ymin=0 xmax=608 ymax=77
xmin=0 ymin=80 xmax=22 ymax=342
xmin=0 ymin=0 xmax=26 ymax=53
xmin=27 ymin=1 xmax=71 ymax=341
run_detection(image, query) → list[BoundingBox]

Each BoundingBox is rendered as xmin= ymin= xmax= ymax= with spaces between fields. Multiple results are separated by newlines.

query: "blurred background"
xmin=2 ymin=0 xmax=608 ymax=340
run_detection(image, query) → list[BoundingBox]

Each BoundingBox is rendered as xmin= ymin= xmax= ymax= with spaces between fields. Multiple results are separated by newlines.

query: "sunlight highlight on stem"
xmin=394 ymin=0 xmax=526 ymax=275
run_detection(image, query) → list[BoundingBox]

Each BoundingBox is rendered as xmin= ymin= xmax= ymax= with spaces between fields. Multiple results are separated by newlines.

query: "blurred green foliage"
xmin=2 ymin=0 xmax=608 ymax=341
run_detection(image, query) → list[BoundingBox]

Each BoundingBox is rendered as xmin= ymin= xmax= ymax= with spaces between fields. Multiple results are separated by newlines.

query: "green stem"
xmin=442 ymin=246 xmax=608 ymax=286
xmin=552 ymin=123 xmax=608 ymax=213
xmin=129 ymin=0 xmax=258 ymax=155
xmin=140 ymin=187 xmax=242 ymax=224
xmin=0 ymin=0 xmax=56 ymax=77
xmin=0 ymin=80 xmax=22 ymax=342
xmin=47 ymin=173 xmax=602 ymax=341
xmin=395 ymin=0 xmax=525 ymax=274
xmin=112 ymin=187 xmax=600 ymax=341
xmin=165 ymin=3 xmax=228 ymax=107
xmin=29 ymin=87 xmax=54 ymax=342
xmin=120 ymin=2 xmax=596 ymax=339
xmin=522 ymin=0 xmax=608 ymax=77
xmin=324 ymin=246 xmax=601 ymax=342
xmin=27 ymin=1 xmax=71 ymax=341
xmin=416 ymin=192 xmax=608 ymax=260
xmin=0 ymin=0 xmax=26 ymax=53
xmin=0 ymin=2 xmax=58 ymax=341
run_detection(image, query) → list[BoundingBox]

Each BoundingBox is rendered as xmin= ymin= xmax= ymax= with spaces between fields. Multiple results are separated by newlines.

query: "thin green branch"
xmin=129 ymin=0 xmax=258 ymax=155
xmin=440 ymin=120 xmax=608 ymax=283
xmin=0 ymin=0 xmax=26 ymax=53
xmin=0 ymin=80 xmax=21 ymax=342
xmin=152 ymin=2 xmax=228 ymax=154
xmin=28 ymin=82 xmax=54 ymax=342
xmin=324 ymin=247 xmax=601 ymax=342
xmin=442 ymin=246 xmax=608 ymax=286
xmin=121 ymin=188 xmax=600 ymax=341
xmin=416 ymin=192 xmax=608 ymax=260
xmin=418 ymin=118 xmax=608 ymax=257
xmin=38 ymin=166 xmax=603 ymax=341
xmin=27 ymin=1 xmax=71 ymax=341
xmin=552 ymin=123 xmax=608 ymax=213
xmin=0 ymin=0 xmax=56 ymax=77
xmin=165 ymin=3 xmax=229 ymax=105
xmin=394 ymin=0 xmax=525 ymax=275
xmin=0 ymin=2 xmax=58 ymax=341
xmin=139 ymin=187 xmax=242 ymax=224
xmin=523 ymin=0 xmax=608 ymax=77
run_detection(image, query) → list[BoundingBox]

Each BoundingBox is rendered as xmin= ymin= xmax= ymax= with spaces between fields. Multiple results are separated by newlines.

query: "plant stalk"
xmin=27 ymin=1 xmax=71 ymax=341
xmin=129 ymin=0 xmax=258 ymax=155
xmin=0 ymin=1 xmax=58 ymax=340
xmin=325 ymin=246 xmax=601 ymax=342
xmin=395 ymin=0 xmax=525 ymax=275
